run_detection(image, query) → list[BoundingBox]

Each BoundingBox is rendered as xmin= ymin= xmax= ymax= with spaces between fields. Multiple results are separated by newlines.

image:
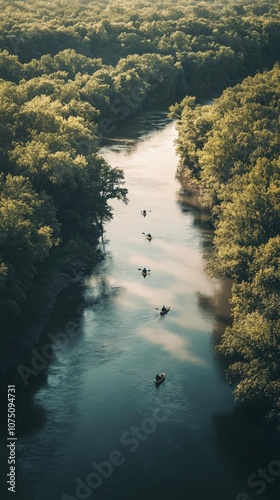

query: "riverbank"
xmin=0 ymin=239 xmax=103 ymax=375
xmin=174 ymin=67 xmax=280 ymax=432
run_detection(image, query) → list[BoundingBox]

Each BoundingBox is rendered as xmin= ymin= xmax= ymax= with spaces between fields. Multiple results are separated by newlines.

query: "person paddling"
xmin=138 ymin=267 xmax=150 ymax=275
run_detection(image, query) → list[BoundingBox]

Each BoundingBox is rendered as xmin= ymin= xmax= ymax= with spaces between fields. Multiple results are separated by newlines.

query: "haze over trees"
xmin=173 ymin=64 xmax=280 ymax=430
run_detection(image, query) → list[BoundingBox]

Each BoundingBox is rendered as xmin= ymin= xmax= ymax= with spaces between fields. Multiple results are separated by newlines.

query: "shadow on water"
xmin=0 ymin=366 xmax=47 ymax=500
xmin=0 ymin=274 xmax=128 ymax=499
xmin=176 ymin=174 xmax=214 ymax=254
xmin=196 ymin=277 xmax=232 ymax=328
xmin=102 ymin=109 xmax=172 ymax=153
xmin=0 ymin=370 xmax=47 ymax=438
xmin=95 ymin=481 xmax=232 ymax=500
xmin=194 ymin=256 xmax=280 ymax=485
xmin=214 ymin=402 xmax=280 ymax=500
xmin=0 ymin=262 xmax=126 ymax=426
xmin=176 ymin=173 xmax=232 ymax=337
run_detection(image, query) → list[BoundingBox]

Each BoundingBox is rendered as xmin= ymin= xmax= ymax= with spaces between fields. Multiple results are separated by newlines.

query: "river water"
xmin=2 ymin=112 xmax=278 ymax=500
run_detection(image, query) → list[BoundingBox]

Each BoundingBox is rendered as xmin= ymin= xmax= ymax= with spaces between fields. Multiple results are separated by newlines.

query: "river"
xmin=1 ymin=111 xmax=278 ymax=500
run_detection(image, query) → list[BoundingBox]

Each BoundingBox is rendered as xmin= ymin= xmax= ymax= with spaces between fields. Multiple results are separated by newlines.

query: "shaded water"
xmin=1 ymin=112 xmax=278 ymax=500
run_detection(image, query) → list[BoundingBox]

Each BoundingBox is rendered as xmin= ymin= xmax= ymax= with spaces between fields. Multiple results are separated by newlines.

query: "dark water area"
xmin=0 ymin=111 xmax=279 ymax=500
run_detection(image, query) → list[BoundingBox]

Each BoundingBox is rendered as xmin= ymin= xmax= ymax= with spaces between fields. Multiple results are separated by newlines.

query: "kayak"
xmin=155 ymin=373 xmax=165 ymax=386
xmin=160 ymin=307 xmax=170 ymax=315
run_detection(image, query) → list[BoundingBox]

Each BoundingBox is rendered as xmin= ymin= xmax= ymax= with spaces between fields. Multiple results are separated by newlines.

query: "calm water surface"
xmin=3 ymin=112 xmax=278 ymax=500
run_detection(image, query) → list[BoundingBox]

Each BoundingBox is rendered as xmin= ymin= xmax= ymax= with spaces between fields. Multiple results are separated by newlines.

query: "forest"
xmin=173 ymin=64 xmax=280 ymax=430
xmin=0 ymin=0 xmax=280 ymax=426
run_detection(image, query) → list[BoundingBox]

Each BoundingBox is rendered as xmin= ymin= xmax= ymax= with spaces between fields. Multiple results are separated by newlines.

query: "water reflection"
xmin=102 ymin=110 xmax=172 ymax=155
xmin=214 ymin=403 xmax=279 ymax=500
xmin=176 ymin=183 xmax=214 ymax=250
xmin=176 ymin=173 xmax=233 ymax=356
xmin=196 ymin=277 xmax=232 ymax=326
xmin=139 ymin=326 xmax=206 ymax=365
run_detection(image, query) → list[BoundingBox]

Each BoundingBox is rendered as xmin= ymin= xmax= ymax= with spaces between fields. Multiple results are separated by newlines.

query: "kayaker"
xmin=161 ymin=305 xmax=167 ymax=313
xmin=142 ymin=210 xmax=147 ymax=216
xmin=142 ymin=267 xmax=147 ymax=274
xmin=147 ymin=233 xmax=151 ymax=238
xmin=156 ymin=374 xmax=161 ymax=381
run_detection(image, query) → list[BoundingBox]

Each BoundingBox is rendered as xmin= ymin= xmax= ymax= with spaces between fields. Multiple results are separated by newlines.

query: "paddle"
xmin=155 ymin=306 xmax=170 ymax=311
xmin=138 ymin=268 xmax=151 ymax=272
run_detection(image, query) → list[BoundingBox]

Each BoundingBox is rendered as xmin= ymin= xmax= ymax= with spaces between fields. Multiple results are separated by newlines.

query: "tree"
xmin=85 ymin=155 xmax=128 ymax=233
xmin=0 ymin=174 xmax=59 ymax=332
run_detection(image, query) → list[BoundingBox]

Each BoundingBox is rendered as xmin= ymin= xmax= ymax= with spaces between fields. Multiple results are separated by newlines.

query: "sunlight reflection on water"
xmin=139 ymin=326 xmax=207 ymax=365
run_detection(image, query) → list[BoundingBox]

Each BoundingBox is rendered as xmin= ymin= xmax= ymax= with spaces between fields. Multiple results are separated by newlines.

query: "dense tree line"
xmin=1 ymin=0 xmax=280 ymax=93
xmin=173 ymin=65 xmax=280 ymax=429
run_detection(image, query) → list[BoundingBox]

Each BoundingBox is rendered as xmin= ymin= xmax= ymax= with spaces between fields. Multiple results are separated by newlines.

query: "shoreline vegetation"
xmin=0 ymin=0 xmax=280 ymax=426
xmin=172 ymin=64 xmax=280 ymax=431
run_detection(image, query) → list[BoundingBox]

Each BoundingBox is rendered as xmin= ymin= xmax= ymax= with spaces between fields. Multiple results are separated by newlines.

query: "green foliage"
xmin=0 ymin=50 xmax=22 ymax=82
xmin=1 ymin=0 xmax=280 ymax=92
xmin=175 ymin=64 xmax=280 ymax=429
xmin=172 ymin=96 xmax=213 ymax=178
xmin=0 ymin=174 xmax=59 ymax=328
